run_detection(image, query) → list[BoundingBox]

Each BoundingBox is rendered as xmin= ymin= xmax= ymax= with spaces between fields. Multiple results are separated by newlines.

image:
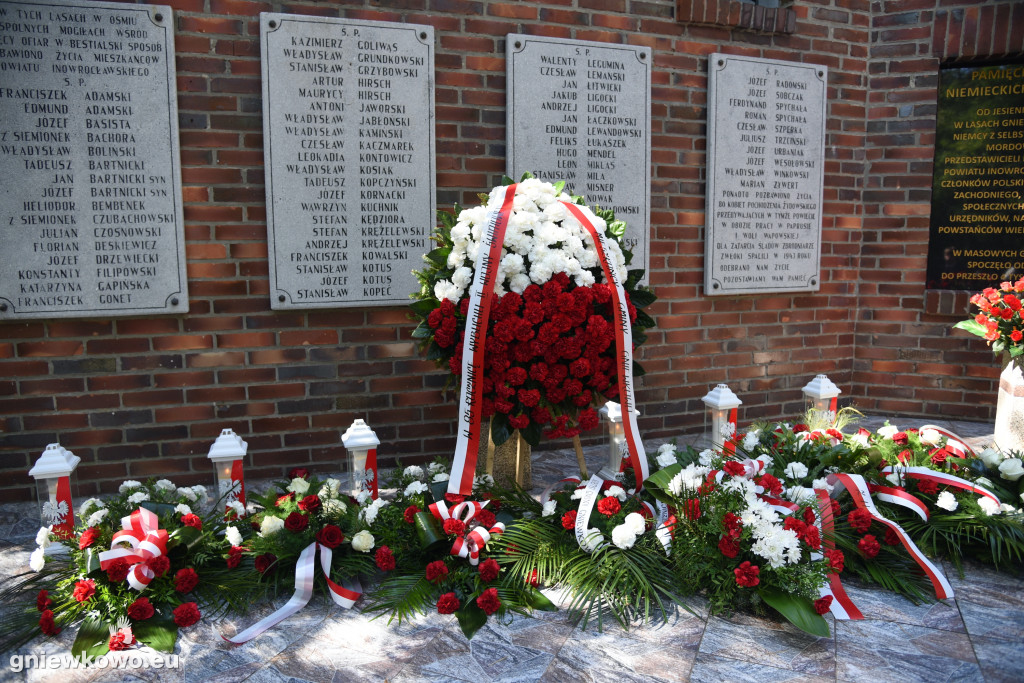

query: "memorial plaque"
xmin=506 ymin=34 xmax=651 ymax=281
xmin=927 ymin=63 xmax=1024 ymax=290
xmin=705 ymin=54 xmax=827 ymax=296
xmin=0 ymin=0 xmax=188 ymax=320
xmin=261 ymin=14 xmax=435 ymax=309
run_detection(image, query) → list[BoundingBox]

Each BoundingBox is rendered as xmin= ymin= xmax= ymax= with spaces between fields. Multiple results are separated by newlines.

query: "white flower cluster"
xmin=655 ymin=443 xmax=677 ymax=468
xmin=351 ymin=529 xmax=375 ymax=552
xmin=611 ymin=512 xmax=647 ymax=550
xmin=667 ymin=464 xmax=712 ymax=496
xmin=741 ymin=430 xmax=761 ymax=452
xmin=741 ymin=497 xmax=802 ymax=568
xmin=30 ymin=526 xmax=53 ymax=572
xmin=432 ymin=179 xmax=629 ymax=302
xmin=360 ymin=497 xmax=389 ymax=525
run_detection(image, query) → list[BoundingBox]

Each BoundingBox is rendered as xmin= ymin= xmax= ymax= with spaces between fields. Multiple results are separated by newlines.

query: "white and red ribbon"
xmin=919 ymin=424 xmax=976 ymax=458
xmin=98 ymin=508 xmax=169 ymax=591
xmin=231 ymin=459 xmax=247 ymax=508
xmin=225 ymin=541 xmax=361 ymax=644
xmin=428 ymin=499 xmax=505 ymax=565
xmin=867 ymin=483 xmax=929 ymax=522
xmin=574 ymin=474 xmax=607 ymax=553
xmin=812 ymin=487 xmax=863 ymax=620
xmin=879 ymin=466 xmax=1000 ymax=506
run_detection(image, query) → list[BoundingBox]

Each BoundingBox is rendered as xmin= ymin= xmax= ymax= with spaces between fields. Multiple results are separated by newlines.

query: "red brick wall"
xmin=2 ymin=0 xmax=1021 ymax=501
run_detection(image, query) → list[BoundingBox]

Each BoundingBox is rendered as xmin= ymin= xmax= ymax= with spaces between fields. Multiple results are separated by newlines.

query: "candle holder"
xmin=342 ymin=419 xmax=380 ymax=499
xmin=207 ymin=428 xmax=248 ymax=512
xmin=597 ymin=401 xmax=639 ymax=480
xmin=28 ymin=443 xmax=80 ymax=540
xmin=702 ymin=384 xmax=742 ymax=451
xmin=802 ymin=374 xmax=841 ymax=424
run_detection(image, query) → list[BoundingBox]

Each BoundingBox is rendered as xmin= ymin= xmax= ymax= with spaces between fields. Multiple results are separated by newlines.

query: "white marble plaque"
xmin=705 ymin=53 xmax=827 ymax=296
xmin=506 ymin=34 xmax=650 ymax=282
xmin=0 ymin=0 xmax=188 ymax=319
xmin=261 ymin=14 xmax=435 ymax=309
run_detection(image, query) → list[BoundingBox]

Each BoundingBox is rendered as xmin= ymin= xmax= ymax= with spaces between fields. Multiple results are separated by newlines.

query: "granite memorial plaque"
xmin=927 ymin=63 xmax=1024 ymax=290
xmin=506 ymin=34 xmax=650 ymax=281
xmin=705 ymin=53 xmax=827 ymax=296
xmin=261 ymin=14 xmax=435 ymax=309
xmin=0 ymin=0 xmax=188 ymax=320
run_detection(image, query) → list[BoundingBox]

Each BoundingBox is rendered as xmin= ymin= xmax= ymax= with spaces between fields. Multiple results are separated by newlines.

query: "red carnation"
xmin=316 ymin=524 xmax=345 ymax=549
xmin=561 ymin=510 xmax=577 ymax=530
xmin=106 ymin=558 xmax=131 ymax=583
xmin=814 ymin=595 xmax=833 ymax=615
xmin=72 ymin=579 xmax=96 ymax=603
xmin=298 ymin=494 xmax=322 ymax=514
xmin=443 ymin=518 xmax=467 ymax=536
xmin=475 ymin=508 xmax=497 ymax=529
xmin=375 ymin=545 xmax=396 ymax=571
xmin=718 ymin=534 xmax=740 ymax=558
xmin=78 ymin=527 xmax=100 ymax=550
xmin=254 ymin=553 xmax=277 ymax=574
xmin=437 ymin=592 xmax=460 ymax=615
xmin=476 ymin=587 xmax=501 ymax=615
xmin=445 ymin=493 xmax=466 ymax=505
xmin=756 ymin=473 xmax=783 ymax=497
xmin=597 ymin=497 xmax=621 ymax=516
xmin=181 ymin=513 xmax=203 ymax=529
xmin=174 ymin=567 xmax=199 ymax=593
xmin=722 ymin=512 xmax=742 ymax=536
xmin=802 ymin=507 xmax=816 ymax=525
xmin=734 ymin=561 xmax=760 ymax=587
xmin=577 ymin=408 xmax=599 ymax=431
xmin=801 ymin=524 xmax=821 ymax=550
xmin=478 ymin=558 xmax=500 ymax=583
xmin=288 ymin=467 xmax=310 ymax=479
xmin=226 ymin=546 xmax=245 ymax=569
xmin=723 ymin=461 xmax=746 ymax=478
xmin=916 ymin=478 xmax=939 ymax=495
xmin=39 ymin=609 xmax=59 ymax=636
xmin=847 ymin=509 xmax=873 ymax=534
xmin=425 ymin=560 xmax=449 ymax=583
xmin=108 ymin=631 xmax=132 ymax=651
xmin=858 ymin=534 xmax=881 ymax=558
xmin=127 ymin=596 xmax=155 ymax=621
xmin=36 ymin=589 xmax=52 ymax=612
xmin=884 ymin=527 xmax=901 ymax=546
xmin=684 ymin=498 xmax=701 ymax=521
xmin=404 ymin=504 xmax=421 ymax=524
xmin=147 ymin=555 xmax=171 ymax=578
xmin=830 ymin=499 xmax=842 ymax=520
xmin=824 ymin=548 xmax=845 ymax=573
xmin=482 ymin=494 xmax=502 ymax=511
xmin=284 ymin=511 xmax=309 ymax=533
xmin=793 ymin=423 xmax=809 ymax=433
xmin=172 ymin=602 xmax=201 ymax=628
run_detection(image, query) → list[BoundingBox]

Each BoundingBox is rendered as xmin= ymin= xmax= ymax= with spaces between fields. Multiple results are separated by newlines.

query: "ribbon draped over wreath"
xmin=225 ymin=542 xmax=362 ymax=645
xmin=429 ymin=500 xmax=505 ymax=565
xmin=97 ymin=508 xmax=169 ymax=591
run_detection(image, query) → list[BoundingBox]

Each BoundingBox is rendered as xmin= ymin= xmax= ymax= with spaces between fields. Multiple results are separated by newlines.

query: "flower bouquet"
xmin=410 ymin=175 xmax=656 ymax=450
xmin=954 ymin=276 xmax=1024 ymax=369
xmin=0 ymin=479 xmax=259 ymax=658
xmin=362 ymin=462 xmax=555 ymax=639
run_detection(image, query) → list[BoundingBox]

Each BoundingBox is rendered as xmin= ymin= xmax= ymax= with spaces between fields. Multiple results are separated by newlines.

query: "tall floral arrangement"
xmin=955 ymin=276 xmax=1024 ymax=368
xmin=410 ymin=176 xmax=656 ymax=446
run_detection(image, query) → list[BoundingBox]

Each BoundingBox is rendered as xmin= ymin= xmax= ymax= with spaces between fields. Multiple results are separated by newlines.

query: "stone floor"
xmin=1 ymin=415 xmax=1021 ymax=682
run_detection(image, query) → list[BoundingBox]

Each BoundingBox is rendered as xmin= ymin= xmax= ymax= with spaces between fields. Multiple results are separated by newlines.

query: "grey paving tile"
xmin=835 ymin=620 xmax=982 ymax=683
xmin=688 ymin=652 xmax=833 ymax=683
xmin=967 ymin=634 xmax=1024 ymax=683
xmin=839 ymin=579 xmax=964 ymax=632
xmin=699 ymin=613 xmax=835 ymax=677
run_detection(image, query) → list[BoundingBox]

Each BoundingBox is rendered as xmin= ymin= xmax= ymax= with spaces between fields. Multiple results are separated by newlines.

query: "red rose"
xmin=288 ymin=467 xmax=310 ymax=479
xmin=561 ymin=510 xmax=577 ymax=530
xmin=172 ymin=602 xmax=201 ymax=628
xmin=174 ymin=567 xmax=199 ymax=593
xmin=443 ymin=518 xmax=467 ymax=536
xmin=892 ymin=431 xmax=909 ymax=445
xmin=78 ymin=527 xmax=100 ymax=550
xmin=127 ymin=596 xmax=155 ymax=621
xmin=436 ymin=592 xmax=460 ymax=615
xmin=916 ymin=478 xmax=939 ymax=495
xmin=884 ymin=527 xmax=901 ymax=546
xmin=181 ymin=513 xmax=203 ymax=529
xmin=147 ymin=555 xmax=171 ymax=578
xmin=375 ymin=545 xmax=396 ymax=571
xmin=475 ymin=509 xmax=497 ymax=529
xmin=255 ymin=553 xmax=277 ymax=574
xmin=36 ymin=589 xmax=52 ymax=612
xmin=718 ymin=535 xmax=740 ymax=558
xmin=814 ymin=595 xmax=833 ymax=615
xmin=858 ymin=534 xmax=881 ymax=558
xmin=425 ymin=560 xmax=449 ymax=584
xmin=72 ymin=579 xmax=96 ymax=603
xmin=824 ymin=548 xmax=845 ymax=573
xmin=284 ymin=511 xmax=309 ymax=533
xmin=723 ymin=461 xmax=746 ymax=478
xmin=315 ymin=524 xmax=345 ymax=549
xmin=847 ymin=509 xmax=873 ymax=534
xmin=404 ymin=504 xmax=421 ymax=524
xmin=476 ymin=587 xmax=501 ymax=615
xmin=597 ymin=497 xmax=621 ymax=516
xmin=733 ymin=561 xmax=760 ymax=588
xmin=39 ymin=609 xmax=59 ymax=636
xmin=108 ymin=631 xmax=132 ymax=651
xmin=106 ymin=558 xmax=131 ymax=583
xmin=897 ymin=449 xmax=912 ymax=463
xmin=298 ymin=494 xmax=322 ymax=514
xmin=478 ymin=558 xmax=500 ymax=583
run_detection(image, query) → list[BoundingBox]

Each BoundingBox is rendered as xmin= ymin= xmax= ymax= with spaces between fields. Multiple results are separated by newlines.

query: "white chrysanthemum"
xmin=226 ymin=500 xmax=245 ymax=518
xmin=935 ymin=491 xmax=958 ymax=511
xmin=605 ymin=485 xmax=627 ymax=502
xmin=226 ymin=526 xmax=243 ymax=546
xmin=287 ymin=478 xmax=310 ymax=496
xmin=87 ymin=509 xmax=109 ymax=527
xmin=977 ymin=497 xmax=1000 ymax=516
xmin=79 ymin=498 xmax=103 ymax=516
xmin=742 ymin=430 xmax=760 ymax=452
xmin=260 ymin=515 xmax=285 ymax=536
xmin=404 ymin=465 xmax=424 ymax=479
xmin=784 ymin=462 xmax=809 ymax=479
xmin=698 ymin=449 xmax=715 ymax=466
xmin=118 ymin=480 xmax=142 ymax=493
xmin=351 ymin=530 xmax=375 ymax=553
xmin=877 ymin=425 xmax=899 ymax=439
xmin=404 ymin=481 xmax=428 ymax=497
xmin=918 ymin=428 xmax=942 ymax=446
xmin=127 ymin=491 xmax=150 ymax=504
xmin=542 ymin=500 xmax=558 ymax=517
xmin=174 ymin=503 xmax=193 ymax=516
xmin=611 ymin=524 xmax=638 ymax=550
xmin=155 ymin=479 xmax=176 ymax=491
xmin=432 ymin=472 xmax=450 ymax=483
xmin=722 ymin=477 xmax=756 ymax=497
xmin=29 ymin=547 xmax=45 ymax=572
xmin=177 ymin=487 xmax=198 ymax=503
xmin=623 ymin=512 xmax=646 ymax=535
xmin=35 ymin=526 xmax=51 ymax=549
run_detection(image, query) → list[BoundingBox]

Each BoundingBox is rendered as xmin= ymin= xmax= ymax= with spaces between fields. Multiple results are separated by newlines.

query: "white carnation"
xmin=428 ymin=462 xmax=445 ymax=474
xmin=403 ymin=465 xmax=424 ymax=479
xmin=657 ymin=443 xmax=675 ymax=456
xmin=127 ymin=491 xmax=149 ymax=504
xmin=191 ymin=485 xmax=208 ymax=503
xmin=611 ymin=524 xmax=638 ymax=550
xmin=29 ymin=547 xmax=45 ymax=572
xmin=605 ymin=485 xmax=627 ymax=502
xmin=433 ymin=279 xmax=461 ymax=303
xmin=155 ymin=479 xmax=176 ymax=491
xmin=784 ymin=462 xmax=809 ymax=479
xmin=451 ymin=266 xmax=473 ymax=289
xmin=742 ymin=430 xmax=760 ymax=451
xmin=226 ymin=500 xmax=245 ymax=518
xmin=79 ymin=498 xmax=103 ymax=516
xmin=35 ymin=526 xmax=51 ymax=549
xmin=118 ymin=480 xmax=142 ymax=493
xmin=848 ymin=432 xmax=870 ymax=449
xmin=935 ymin=491 xmax=958 ymax=511
xmin=1000 ymin=503 xmax=1016 ymax=514
xmin=656 ymin=451 xmax=677 ymax=468
xmin=885 ymin=472 xmax=904 ymax=487
xmin=542 ymin=500 xmax=558 ymax=517
xmin=174 ymin=503 xmax=193 ymax=516
xmin=260 ymin=515 xmax=285 ymax=536
xmin=571 ymin=488 xmax=586 ymax=500
xmin=351 ymin=530 xmax=375 ymax=552
xmin=756 ymin=454 xmax=774 ymax=470
xmin=811 ymin=477 xmax=833 ymax=494
xmin=698 ymin=449 xmax=715 ymax=466
xmin=287 ymin=478 xmax=310 ymax=496
xmin=177 ymin=487 xmax=198 ymax=503
xmin=977 ymin=497 xmax=1000 ymax=516
xmin=623 ymin=512 xmax=646 ymax=535
xmin=432 ymin=472 xmax=450 ymax=483
xmin=225 ymin=525 xmax=243 ymax=546
xmin=877 ymin=425 xmax=899 ymax=439
xmin=87 ymin=509 xmax=109 ymax=527
xmin=404 ymin=481 xmax=429 ymax=497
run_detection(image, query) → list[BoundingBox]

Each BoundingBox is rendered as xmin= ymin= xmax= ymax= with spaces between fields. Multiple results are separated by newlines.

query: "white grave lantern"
xmin=598 ymin=401 xmax=639 ymax=479
xmin=803 ymin=374 xmax=842 ymax=423
xmin=702 ymin=384 xmax=742 ymax=451
xmin=207 ymin=428 xmax=248 ymax=512
xmin=28 ymin=443 xmax=80 ymax=539
xmin=342 ymin=419 xmax=380 ymax=499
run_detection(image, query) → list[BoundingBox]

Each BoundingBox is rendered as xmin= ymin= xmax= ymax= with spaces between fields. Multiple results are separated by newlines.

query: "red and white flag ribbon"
xmin=366 ymin=447 xmax=379 ymax=500
xmin=919 ymin=424 xmax=976 ymax=458
xmin=428 ymin=499 xmax=505 ymax=565
xmin=98 ymin=508 xmax=169 ymax=591
xmin=225 ymin=541 xmax=361 ymax=644
xmin=867 ymin=483 xmax=929 ymax=522
xmin=813 ymin=488 xmax=863 ymax=620
xmin=879 ymin=466 xmax=1000 ymax=506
